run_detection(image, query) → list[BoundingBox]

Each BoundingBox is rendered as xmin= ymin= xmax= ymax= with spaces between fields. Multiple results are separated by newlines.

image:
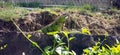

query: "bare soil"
xmin=0 ymin=10 xmax=120 ymax=36
xmin=0 ymin=10 xmax=120 ymax=55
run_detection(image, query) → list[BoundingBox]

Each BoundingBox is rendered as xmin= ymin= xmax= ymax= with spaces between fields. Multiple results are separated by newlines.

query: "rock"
xmin=68 ymin=33 xmax=95 ymax=55
xmin=103 ymin=35 xmax=119 ymax=47
xmin=0 ymin=32 xmax=120 ymax=55
xmin=0 ymin=32 xmax=54 ymax=55
xmin=0 ymin=32 xmax=30 ymax=55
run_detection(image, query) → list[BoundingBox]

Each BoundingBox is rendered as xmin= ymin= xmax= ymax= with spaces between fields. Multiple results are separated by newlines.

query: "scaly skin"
xmin=37 ymin=14 xmax=68 ymax=33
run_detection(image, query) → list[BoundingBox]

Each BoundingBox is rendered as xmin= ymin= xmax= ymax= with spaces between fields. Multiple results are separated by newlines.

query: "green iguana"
xmin=37 ymin=14 xmax=68 ymax=33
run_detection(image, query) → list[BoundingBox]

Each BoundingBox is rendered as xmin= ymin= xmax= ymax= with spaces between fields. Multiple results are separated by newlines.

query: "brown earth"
xmin=0 ymin=10 xmax=120 ymax=55
xmin=0 ymin=10 xmax=120 ymax=36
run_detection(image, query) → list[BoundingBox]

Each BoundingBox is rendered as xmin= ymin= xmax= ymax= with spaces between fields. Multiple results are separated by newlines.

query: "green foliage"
xmin=82 ymin=29 xmax=120 ymax=55
xmin=82 ymin=43 xmax=120 ymax=55
xmin=0 ymin=7 xmax=29 ymax=21
xmin=80 ymin=4 xmax=95 ymax=11
xmin=0 ymin=1 xmax=15 ymax=8
xmin=43 ymin=31 xmax=76 ymax=55
xmin=17 ymin=2 xmax=43 ymax=8
xmin=66 ymin=4 xmax=97 ymax=12
xmin=81 ymin=27 xmax=91 ymax=35
xmin=27 ymin=34 xmax=32 ymax=39
xmin=47 ymin=31 xmax=59 ymax=35
xmin=67 ymin=2 xmax=74 ymax=6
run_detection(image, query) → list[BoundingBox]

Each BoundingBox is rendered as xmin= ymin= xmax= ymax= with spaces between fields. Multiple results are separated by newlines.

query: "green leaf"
xmin=81 ymin=27 xmax=91 ymax=35
xmin=102 ymin=46 xmax=106 ymax=52
xmin=42 ymin=46 xmax=51 ymax=55
xmin=27 ymin=34 xmax=32 ymax=39
xmin=105 ymin=44 xmax=111 ymax=49
xmin=58 ymin=43 xmax=66 ymax=46
xmin=47 ymin=31 xmax=59 ymax=35
xmin=71 ymin=50 xmax=77 ymax=55
xmin=62 ymin=31 xmax=70 ymax=37
xmin=83 ymin=49 xmax=90 ymax=54
xmin=69 ymin=37 xmax=75 ymax=41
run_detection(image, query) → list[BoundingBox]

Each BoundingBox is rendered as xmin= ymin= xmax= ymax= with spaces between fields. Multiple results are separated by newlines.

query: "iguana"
xmin=37 ymin=14 xmax=68 ymax=33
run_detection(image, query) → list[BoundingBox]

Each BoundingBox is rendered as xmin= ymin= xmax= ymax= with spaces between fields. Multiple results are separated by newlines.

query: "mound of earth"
xmin=64 ymin=10 xmax=120 ymax=36
xmin=0 ymin=10 xmax=120 ymax=55
xmin=0 ymin=11 xmax=57 ymax=32
xmin=0 ymin=10 xmax=120 ymax=35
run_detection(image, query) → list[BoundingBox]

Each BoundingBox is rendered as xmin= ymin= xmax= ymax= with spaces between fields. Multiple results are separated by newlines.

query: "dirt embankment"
xmin=0 ymin=10 xmax=120 ymax=55
xmin=0 ymin=10 xmax=120 ymax=35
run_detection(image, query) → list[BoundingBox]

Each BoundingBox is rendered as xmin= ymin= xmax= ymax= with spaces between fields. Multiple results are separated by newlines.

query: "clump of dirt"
xmin=18 ymin=11 xmax=57 ymax=31
xmin=0 ymin=10 xmax=120 ymax=35
xmin=64 ymin=10 xmax=120 ymax=35
xmin=0 ymin=11 xmax=57 ymax=32
xmin=0 ymin=19 xmax=17 ymax=32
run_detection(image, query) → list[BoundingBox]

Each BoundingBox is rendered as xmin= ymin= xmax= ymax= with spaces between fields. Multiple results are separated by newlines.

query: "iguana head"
xmin=57 ymin=14 xmax=68 ymax=23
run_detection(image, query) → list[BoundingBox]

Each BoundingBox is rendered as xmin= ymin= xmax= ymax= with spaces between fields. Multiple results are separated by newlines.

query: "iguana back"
xmin=41 ymin=14 xmax=68 ymax=33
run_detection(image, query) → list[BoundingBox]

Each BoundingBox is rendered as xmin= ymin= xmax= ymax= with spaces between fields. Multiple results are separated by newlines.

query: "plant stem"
xmin=10 ymin=18 xmax=46 ymax=54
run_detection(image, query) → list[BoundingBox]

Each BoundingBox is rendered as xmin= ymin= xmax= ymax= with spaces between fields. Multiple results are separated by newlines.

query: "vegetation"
xmin=83 ymin=43 xmax=120 ymax=55
xmin=0 ymin=1 xmax=30 ymax=21
xmin=0 ymin=1 xmax=14 ymax=8
xmin=42 ymin=31 xmax=76 ymax=55
xmin=0 ymin=3 xmax=96 ymax=21
xmin=12 ymin=18 xmax=76 ymax=55
xmin=0 ymin=1 xmax=120 ymax=55
xmin=82 ymin=30 xmax=120 ymax=55
xmin=17 ymin=2 xmax=43 ymax=7
xmin=0 ymin=7 xmax=29 ymax=21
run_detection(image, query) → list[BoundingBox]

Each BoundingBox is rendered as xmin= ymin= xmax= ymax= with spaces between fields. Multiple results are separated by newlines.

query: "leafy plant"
xmin=8 ymin=20 xmax=76 ymax=55
xmin=43 ymin=31 xmax=76 ymax=55
xmin=0 ymin=1 xmax=15 ymax=8
xmin=83 ymin=43 xmax=120 ymax=55
xmin=11 ymin=18 xmax=46 ymax=54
